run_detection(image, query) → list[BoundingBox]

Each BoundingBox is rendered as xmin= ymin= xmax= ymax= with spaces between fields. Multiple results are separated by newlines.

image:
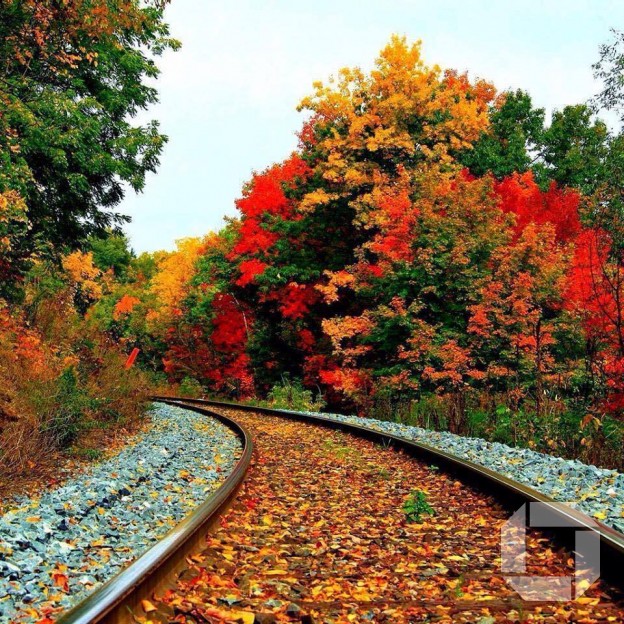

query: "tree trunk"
xmin=448 ymin=390 xmax=466 ymax=434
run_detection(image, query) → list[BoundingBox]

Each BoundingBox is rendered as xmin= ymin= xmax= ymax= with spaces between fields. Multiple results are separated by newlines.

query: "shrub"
xmin=266 ymin=376 xmax=326 ymax=412
xmin=0 ymin=280 xmax=157 ymax=480
xmin=179 ymin=376 xmax=203 ymax=398
xmin=40 ymin=367 xmax=90 ymax=448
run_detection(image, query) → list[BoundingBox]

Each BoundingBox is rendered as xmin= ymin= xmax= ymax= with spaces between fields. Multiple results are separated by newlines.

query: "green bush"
xmin=403 ymin=490 xmax=435 ymax=523
xmin=266 ymin=376 xmax=326 ymax=412
xmin=179 ymin=376 xmax=204 ymax=398
xmin=41 ymin=367 xmax=90 ymax=448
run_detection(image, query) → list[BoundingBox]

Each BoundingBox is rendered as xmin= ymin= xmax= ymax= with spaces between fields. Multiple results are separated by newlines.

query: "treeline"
xmin=0 ymin=0 xmax=177 ymax=475
xmin=4 ymin=12 xmax=624 ymax=474
xmin=102 ymin=36 xmax=624 ymax=469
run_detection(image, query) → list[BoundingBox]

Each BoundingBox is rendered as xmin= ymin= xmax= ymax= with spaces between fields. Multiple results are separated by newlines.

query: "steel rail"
xmin=56 ymin=400 xmax=253 ymax=624
xmin=161 ymin=396 xmax=624 ymax=577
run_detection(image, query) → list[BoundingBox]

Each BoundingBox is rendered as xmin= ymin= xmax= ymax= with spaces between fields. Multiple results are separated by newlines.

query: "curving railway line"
xmin=55 ymin=397 xmax=624 ymax=623
xmin=54 ymin=402 xmax=253 ymax=624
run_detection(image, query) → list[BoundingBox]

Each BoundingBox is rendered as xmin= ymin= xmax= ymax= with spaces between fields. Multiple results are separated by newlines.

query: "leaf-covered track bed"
xmin=0 ymin=403 xmax=242 ymax=623
xmin=306 ymin=411 xmax=624 ymax=535
xmin=149 ymin=407 xmax=624 ymax=624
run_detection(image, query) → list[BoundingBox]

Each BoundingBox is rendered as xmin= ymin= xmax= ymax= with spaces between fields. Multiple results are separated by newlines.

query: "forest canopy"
xmin=2 ymin=23 xmax=624 ymax=473
xmin=92 ymin=35 xmax=624 ymax=468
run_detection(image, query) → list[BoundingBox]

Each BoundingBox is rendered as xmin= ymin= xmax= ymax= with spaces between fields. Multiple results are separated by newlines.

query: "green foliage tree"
xmin=462 ymin=93 xmax=610 ymax=196
xmin=89 ymin=234 xmax=134 ymax=277
xmin=537 ymin=105 xmax=609 ymax=194
xmin=0 ymin=0 xmax=180 ymax=251
xmin=593 ymin=28 xmax=624 ymax=127
xmin=459 ymin=90 xmax=544 ymax=178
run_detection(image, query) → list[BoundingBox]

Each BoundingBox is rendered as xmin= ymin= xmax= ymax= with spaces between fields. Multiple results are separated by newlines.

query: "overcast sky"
xmin=121 ymin=0 xmax=623 ymax=253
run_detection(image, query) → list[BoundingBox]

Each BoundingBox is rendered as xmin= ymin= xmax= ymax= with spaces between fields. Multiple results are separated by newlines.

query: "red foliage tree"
xmin=495 ymin=172 xmax=582 ymax=243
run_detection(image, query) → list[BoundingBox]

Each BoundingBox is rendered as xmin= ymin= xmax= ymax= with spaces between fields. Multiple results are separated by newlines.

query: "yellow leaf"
xmin=142 ymin=599 xmax=157 ymax=613
xmin=230 ymin=611 xmax=255 ymax=624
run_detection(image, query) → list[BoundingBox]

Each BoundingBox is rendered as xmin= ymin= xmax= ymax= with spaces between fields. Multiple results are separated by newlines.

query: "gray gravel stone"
xmin=0 ymin=403 xmax=241 ymax=623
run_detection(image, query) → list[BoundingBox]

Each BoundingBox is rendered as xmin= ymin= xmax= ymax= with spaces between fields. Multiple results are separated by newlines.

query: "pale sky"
xmin=121 ymin=0 xmax=623 ymax=253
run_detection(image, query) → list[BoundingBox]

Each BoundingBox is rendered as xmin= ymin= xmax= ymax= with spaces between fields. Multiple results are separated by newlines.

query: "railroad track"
xmin=56 ymin=401 xmax=253 ymax=624
xmin=56 ymin=397 xmax=624 ymax=623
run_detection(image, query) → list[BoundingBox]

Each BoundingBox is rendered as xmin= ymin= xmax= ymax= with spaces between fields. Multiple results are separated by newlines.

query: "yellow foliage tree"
xmin=62 ymin=251 xmax=103 ymax=302
xmin=148 ymin=237 xmax=205 ymax=328
xmin=298 ymin=35 xmax=496 ymax=221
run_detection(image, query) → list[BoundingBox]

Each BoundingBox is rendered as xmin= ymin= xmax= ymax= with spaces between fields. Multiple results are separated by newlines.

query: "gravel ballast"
xmin=279 ymin=408 xmax=624 ymax=535
xmin=0 ymin=402 xmax=242 ymax=623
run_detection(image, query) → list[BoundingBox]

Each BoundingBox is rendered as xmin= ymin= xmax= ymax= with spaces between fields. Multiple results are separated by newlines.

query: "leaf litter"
xmin=146 ymin=408 xmax=624 ymax=623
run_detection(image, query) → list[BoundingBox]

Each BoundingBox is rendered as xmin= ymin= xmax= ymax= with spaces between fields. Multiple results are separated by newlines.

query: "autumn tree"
xmin=149 ymin=237 xmax=206 ymax=327
xmin=163 ymin=228 xmax=255 ymax=396
xmin=468 ymin=223 xmax=575 ymax=416
xmin=565 ymin=136 xmax=624 ymax=417
xmin=217 ymin=37 xmax=498 ymax=398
